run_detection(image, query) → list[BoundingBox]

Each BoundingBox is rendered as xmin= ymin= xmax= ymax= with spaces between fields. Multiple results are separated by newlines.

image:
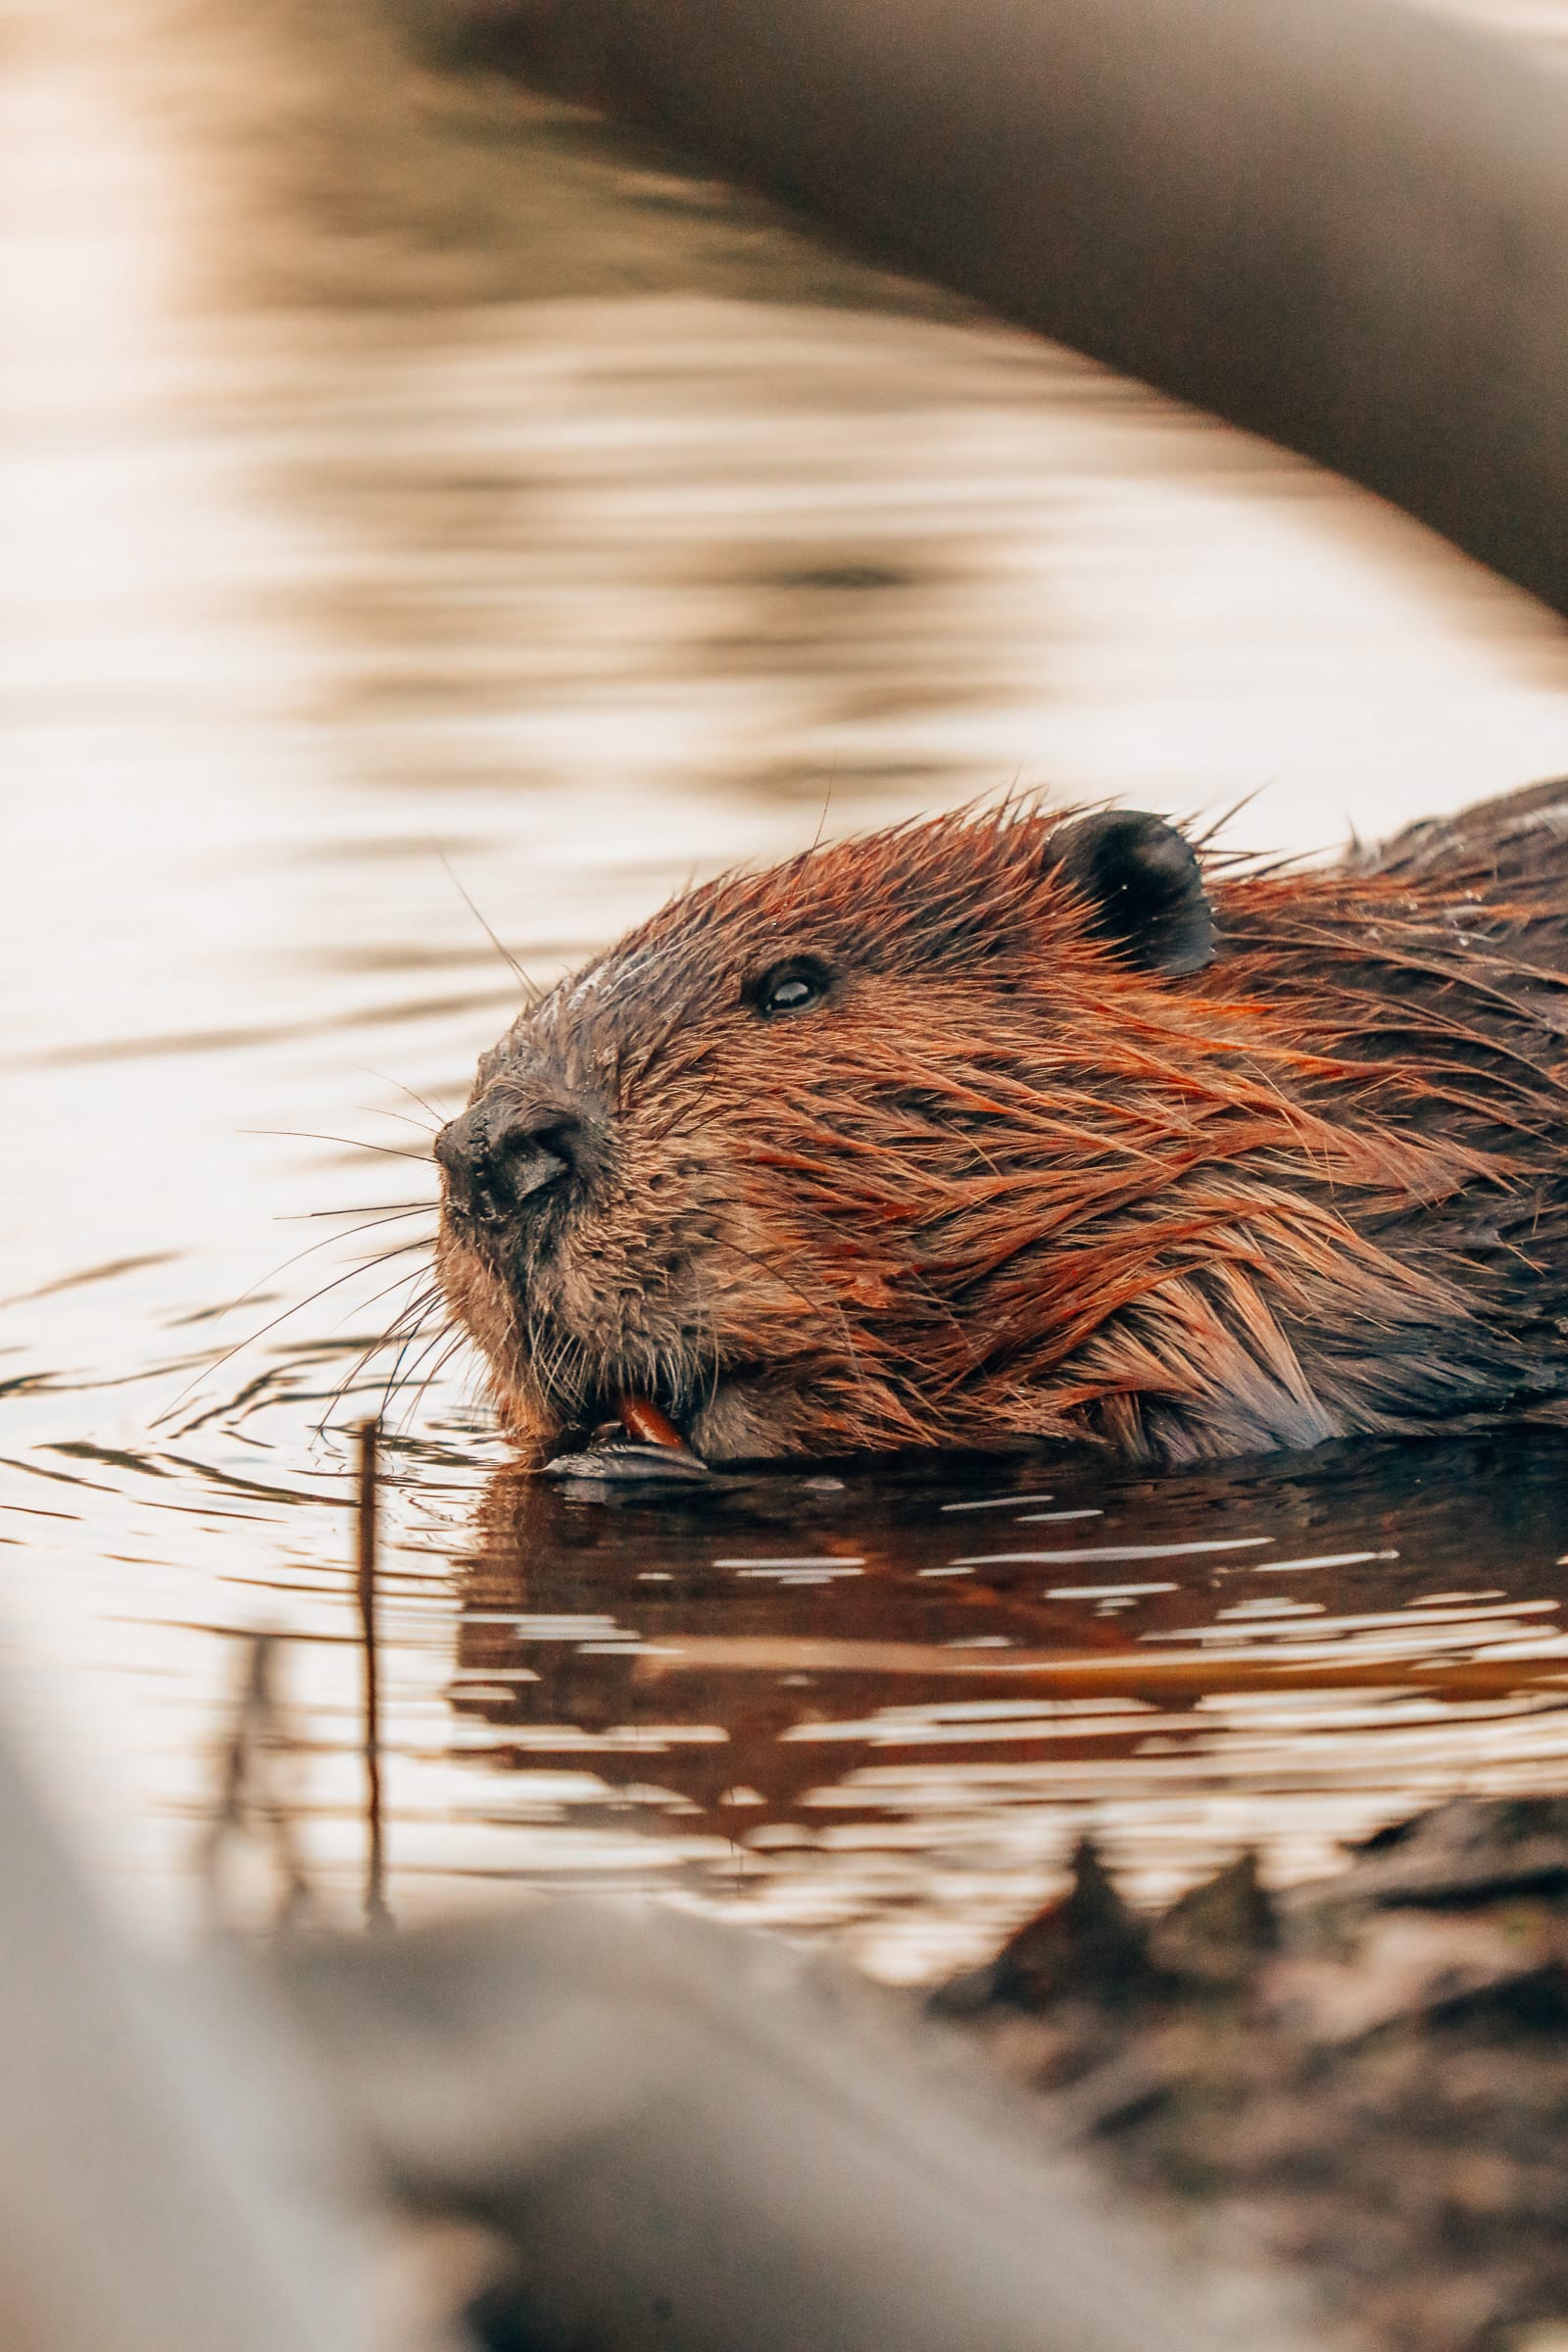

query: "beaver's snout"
xmin=435 ymin=1095 xmax=597 ymax=1229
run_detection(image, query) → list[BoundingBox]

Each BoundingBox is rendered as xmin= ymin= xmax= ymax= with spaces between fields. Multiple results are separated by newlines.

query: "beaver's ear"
xmin=1044 ymin=810 xmax=1215 ymax=978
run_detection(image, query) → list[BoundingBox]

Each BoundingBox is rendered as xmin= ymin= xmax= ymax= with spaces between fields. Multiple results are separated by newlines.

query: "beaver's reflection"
xmin=446 ymin=1434 xmax=1568 ymax=1871
xmin=449 ymin=1458 xmax=1181 ymax=1842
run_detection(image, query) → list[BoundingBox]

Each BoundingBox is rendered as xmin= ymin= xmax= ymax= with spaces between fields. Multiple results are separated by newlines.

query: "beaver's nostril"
xmin=487 ymin=1119 xmax=579 ymax=1212
xmin=437 ymin=1102 xmax=587 ymax=1224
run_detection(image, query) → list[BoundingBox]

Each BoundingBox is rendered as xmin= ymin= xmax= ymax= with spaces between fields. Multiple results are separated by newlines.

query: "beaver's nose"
xmin=435 ymin=1099 xmax=588 ymax=1225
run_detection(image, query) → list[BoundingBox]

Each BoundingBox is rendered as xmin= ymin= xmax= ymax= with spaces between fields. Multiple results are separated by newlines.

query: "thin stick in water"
xmin=356 ymin=1417 xmax=392 ymax=1933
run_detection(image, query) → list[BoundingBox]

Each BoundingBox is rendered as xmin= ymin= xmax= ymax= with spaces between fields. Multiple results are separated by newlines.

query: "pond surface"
xmin=7 ymin=0 xmax=1568 ymax=1978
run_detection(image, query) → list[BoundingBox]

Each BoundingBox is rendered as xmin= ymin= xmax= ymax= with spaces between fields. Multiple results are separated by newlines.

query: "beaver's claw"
xmin=543 ymin=1435 xmax=712 ymax=1486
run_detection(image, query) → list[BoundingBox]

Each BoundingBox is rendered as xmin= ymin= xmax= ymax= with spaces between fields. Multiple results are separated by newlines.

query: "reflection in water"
xmin=4 ymin=0 xmax=1568 ymax=1970
xmin=443 ymin=1435 xmax=1568 ymax=1978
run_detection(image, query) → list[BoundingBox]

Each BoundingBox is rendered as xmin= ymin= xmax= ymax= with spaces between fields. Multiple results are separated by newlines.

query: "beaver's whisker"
xmin=355 ymin=1102 xmax=443 ymax=1140
xmin=537 ymin=1327 xmax=588 ymax=1420
xmin=544 ymin=1326 xmax=589 ymax=1416
xmin=242 ymin=1129 xmax=435 ymax=1167
xmin=155 ymin=1245 xmax=436 ymax=1428
xmin=342 ymin=1238 xmax=438 ymax=1277
xmin=352 ymin=1063 xmax=450 ymax=1129
xmin=161 ymin=1362 xmax=303 ymax=1443
xmin=223 ymin=1210 xmax=436 ymax=1322
xmin=385 ymin=1334 xmax=469 ymax=1440
xmin=377 ymin=1315 xmax=458 ymax=1427
xmin=521 ymin=1309 xmax=567 ymax=1412
xmin=439 ymin=853 xmax=545 ymax=1008
xmin=332 ymin=1264 xmax=447 ymax=1349
xmin=326 ymin=1269 xmax=443 ymax=1373
xmin=424 ymin=1330 xmax=469 ymax=1385
xmin=279 ymin=1201 xmax=436 ymax=1222
xmin=367 ymin=1275 xmax=445 ymax=1344
xmin=318 ymin=1279 xmax=446 ymax=1437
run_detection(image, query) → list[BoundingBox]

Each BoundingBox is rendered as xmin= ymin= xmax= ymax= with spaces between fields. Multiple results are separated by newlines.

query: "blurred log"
xmin=279 ymin=1896 xmax=1309 ymax=2352
xmin=0 ymin=1673 xmax=1306 ymax=2352
xmin=0 ymin=1706 xmax=363 ymax=2352
xmin=430 ymin=0 xmax=1568 ymax=621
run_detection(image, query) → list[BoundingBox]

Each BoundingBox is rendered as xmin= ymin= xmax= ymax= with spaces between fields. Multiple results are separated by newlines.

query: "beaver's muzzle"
xmin=435 ymin=1095 xmax=593 ymax=1230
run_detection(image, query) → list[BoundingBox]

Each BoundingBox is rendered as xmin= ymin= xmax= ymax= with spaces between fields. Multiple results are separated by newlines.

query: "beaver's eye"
xmin=746 ymin=957 xmax=832 ymax=1018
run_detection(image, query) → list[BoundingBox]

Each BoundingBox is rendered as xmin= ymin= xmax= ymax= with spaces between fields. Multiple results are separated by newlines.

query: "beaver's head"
xmin=434 ymin=803 xmax=1513 ymax=1464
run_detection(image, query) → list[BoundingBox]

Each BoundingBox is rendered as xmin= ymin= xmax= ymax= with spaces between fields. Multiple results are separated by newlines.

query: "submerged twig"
xmin=356 ymin=1417 xmax=393 ymax=1934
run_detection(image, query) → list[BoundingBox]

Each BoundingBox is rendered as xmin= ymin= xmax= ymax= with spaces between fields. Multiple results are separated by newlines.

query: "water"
xmin=6 ymin=0 xmax=1568 ymax=1978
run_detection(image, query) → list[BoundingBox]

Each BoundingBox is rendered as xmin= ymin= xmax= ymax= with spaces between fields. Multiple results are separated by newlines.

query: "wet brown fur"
xmin=436 ymin=778 xmax=1568 ymax=1464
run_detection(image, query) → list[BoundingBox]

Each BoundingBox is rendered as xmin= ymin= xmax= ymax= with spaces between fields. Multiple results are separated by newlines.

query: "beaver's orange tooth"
xmin=617 ymin=1394 xmax=688 ymax=1451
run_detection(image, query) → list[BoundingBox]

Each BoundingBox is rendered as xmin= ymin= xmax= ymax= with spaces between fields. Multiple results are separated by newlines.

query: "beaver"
xmin=433 ymin=778 xmax=1568 ymax=1466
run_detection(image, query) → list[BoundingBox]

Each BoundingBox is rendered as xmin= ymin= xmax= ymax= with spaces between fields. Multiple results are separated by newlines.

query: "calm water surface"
xmin=8 ymin=0 xmax=1568 ymax=1978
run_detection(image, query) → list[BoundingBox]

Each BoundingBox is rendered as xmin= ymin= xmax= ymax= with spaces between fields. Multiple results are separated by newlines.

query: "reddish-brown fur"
xmin=435 ymin=780 xmax=1568 ymax=1464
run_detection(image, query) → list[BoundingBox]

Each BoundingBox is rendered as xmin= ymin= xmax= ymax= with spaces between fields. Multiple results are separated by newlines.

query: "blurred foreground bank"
xmin=0 ymin=1689 xmax=1298 ymax=2352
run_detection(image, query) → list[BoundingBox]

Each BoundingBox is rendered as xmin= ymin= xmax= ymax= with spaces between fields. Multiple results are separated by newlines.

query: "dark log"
xmin=437 ymin=0 xmax=1568 ymax=620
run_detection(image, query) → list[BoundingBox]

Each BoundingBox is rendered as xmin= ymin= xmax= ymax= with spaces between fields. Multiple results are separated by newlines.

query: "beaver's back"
xmin=1359 ymin=776 xmax=1568 ymax=964
xmin=1214 ymin=777 xmax=1568 ymax=1101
